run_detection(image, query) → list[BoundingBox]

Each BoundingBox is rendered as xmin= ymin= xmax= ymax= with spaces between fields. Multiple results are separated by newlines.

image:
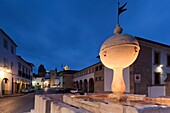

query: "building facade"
xmin=32 ymin=70 xmax=60 ymax=88
xmin=0 ymin=29 xmax=18 ymax=96
xmin=58 ymin=70 xmax=78 ymax=89
xmin=13 ymin=56 xmax=34 ymax=93
xmin=73 ymin=37 xmax=170 ymax=97
xmin=0 ymin=29 xmax=34 ymax=96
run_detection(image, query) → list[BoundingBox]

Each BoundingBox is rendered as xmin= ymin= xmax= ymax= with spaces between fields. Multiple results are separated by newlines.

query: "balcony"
xmin=18 ymin=71 xmax=22 ymax=76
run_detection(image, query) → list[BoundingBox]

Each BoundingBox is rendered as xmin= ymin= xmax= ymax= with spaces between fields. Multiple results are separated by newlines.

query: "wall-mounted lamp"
xmin=159 ymin=64 xmax=163 ymax=68
xmin=0 ymin=70 xmax=5 ymax=76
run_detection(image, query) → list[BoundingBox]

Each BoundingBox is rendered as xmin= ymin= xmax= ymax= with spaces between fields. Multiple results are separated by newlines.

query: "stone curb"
xmin=1 ymin=92 xmax=34 ymax=98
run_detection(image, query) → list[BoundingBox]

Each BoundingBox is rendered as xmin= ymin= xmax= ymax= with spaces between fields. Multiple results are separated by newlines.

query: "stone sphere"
xmin=99 ymin=34 xmax=140 ymax=69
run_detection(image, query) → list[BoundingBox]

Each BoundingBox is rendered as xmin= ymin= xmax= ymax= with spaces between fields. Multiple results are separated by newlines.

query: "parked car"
xmin=70 ymin=88 xmax=85 ymax=95
xmin=21 ymin=87 xmax=35 ymax=93
xmin=30 ymin=87 xmax=35 ymax=92
xmin=63 ymin=88 xmax=76 ymax=93
xmin=56 ymin=88 xmax=65 ymax=93
xmin=21 ymin=87 xmax=31 ymax=93
xmin=56 ymin=88 xmax=84 ymax=95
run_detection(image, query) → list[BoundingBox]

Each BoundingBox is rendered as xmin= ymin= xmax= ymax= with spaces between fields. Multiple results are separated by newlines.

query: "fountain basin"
xmin=63 ymin=94 xmax=170 ymax=113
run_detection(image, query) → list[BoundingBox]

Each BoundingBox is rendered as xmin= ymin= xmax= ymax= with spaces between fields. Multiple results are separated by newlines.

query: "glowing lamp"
xmin=0 ymin=70 xmax=4 ymax=76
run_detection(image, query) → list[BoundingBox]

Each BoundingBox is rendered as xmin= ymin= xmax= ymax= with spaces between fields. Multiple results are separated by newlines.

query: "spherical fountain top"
xmin=100 ymin=24 xmax=139 ymax=52
xmin=99 ymin=24 xmax=140 ymax=69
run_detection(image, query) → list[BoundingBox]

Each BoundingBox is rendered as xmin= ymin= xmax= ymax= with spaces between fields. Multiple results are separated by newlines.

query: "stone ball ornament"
xmin=99 ymin=24 xmax=140 ymax=100
xmin=100 ymin=34 xmax=140 ymax=69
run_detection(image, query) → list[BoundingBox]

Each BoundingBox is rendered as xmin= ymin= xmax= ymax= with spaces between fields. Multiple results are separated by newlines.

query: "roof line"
xmin=78 ymin=61 xmax=101 ymax=72
xmin=136 ymin=37 xmax=170 ymax=48
xmin=0 ymin=29 xmax=17 ymax=47
xmin=17 ymin=55 xmax=34 ymax=67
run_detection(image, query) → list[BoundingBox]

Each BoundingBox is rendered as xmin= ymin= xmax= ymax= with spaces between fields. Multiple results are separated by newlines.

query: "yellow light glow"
xmin=44 ymin=81 xmax=48 ymax=84
xmin=32 ymin=81 xmax=36 ymax=85
xmin=155 ymin=66 xmax=163 ymax=74
xmin=159 ymin=64 xmax=163 ymax=68
xmin=5 ymin=69 xmax=11 ymax=73
xmin=44 ymin=87 xmax=48 ymax=91
xmin=0 ymin=70 xmax=4 ymax=76
xmin=71 ymin=95 xmax=76 ymax=98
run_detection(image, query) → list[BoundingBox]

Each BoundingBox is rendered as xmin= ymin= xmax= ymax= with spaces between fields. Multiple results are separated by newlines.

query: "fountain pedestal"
xmin=109 ymin=68 xmax=127 ymax=101
xmin=99 ymin=24 xmax=140 ymax=101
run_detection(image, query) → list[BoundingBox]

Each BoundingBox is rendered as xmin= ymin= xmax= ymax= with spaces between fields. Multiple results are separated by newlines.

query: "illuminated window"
xmin=167 ymin=54 xmax=170 ymax=66
xmin=154 ymin=52 xmax=160 ymax=65
xmin=4 ymin=38 xmax=8 ymax=49
xmin=154 ymin=72 xmax=161 ymax=84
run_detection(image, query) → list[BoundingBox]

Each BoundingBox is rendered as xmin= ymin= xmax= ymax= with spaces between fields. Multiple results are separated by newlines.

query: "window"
xmin=11 ymin=62 xmax=14 ymax=69
xmin=4 ymin=38 xmax=8 ymax=49
xmin=86 ymin=70 xmax=88 ymax=74
xmin=98 ymin=77 xmax=102 ymax=80
xmin=22 ymin=66 xmax=25 ymax=77
xmin=154 ymin=52 xmax=160 ymax=65
xmin=154 ymin=72 xmax=161 ymax=84
xmin=18 ymin=63 xmax=21 ymax=71
xmin=4 ymin=58 xmax=8 ymax=67
xmin=99 ymin=65 xmax=102 ymax=70
xmin=95 ymin=77 xmax=98 ymax=81
xmin=26 ymin=68 xmax=28 ymax=74
xmin=11 ymin=46 xmax=14 ymax=54
xmin=167 ymin=54 xmax=170 ymax=66
xmin=95 ymin=66 xmax=98 ymax=71
xmin=89 ymin=69 xmax=92 ymax=73
xmin=92 ymin=68 xmax=94 ymax=72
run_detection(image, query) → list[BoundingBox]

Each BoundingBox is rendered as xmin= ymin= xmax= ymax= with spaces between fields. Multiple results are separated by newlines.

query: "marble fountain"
xmin=62 ymin=25 xmax=170 ymax=113
xmin=30 ymin=25 xmax=170 ymax=113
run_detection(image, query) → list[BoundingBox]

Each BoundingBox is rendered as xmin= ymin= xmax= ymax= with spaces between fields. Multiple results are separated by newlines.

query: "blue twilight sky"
xmin=0 ymin=0 xmax=170 ymax=72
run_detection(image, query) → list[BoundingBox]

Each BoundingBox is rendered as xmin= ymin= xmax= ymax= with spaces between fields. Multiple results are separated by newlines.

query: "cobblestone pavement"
xmin=0 ymin=93 xmax=35 ymax=113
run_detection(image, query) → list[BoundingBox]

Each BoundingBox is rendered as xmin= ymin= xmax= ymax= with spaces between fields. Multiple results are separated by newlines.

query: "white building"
xmin=0 ymin=29 xmax=34 ymax=96
xmin=0 ymin=29 xmax=18 ymax=96
xmin=15 ymin=56 xmax=34 ymax=93
xmin=32 ymin=70 xmax=60 ymax=88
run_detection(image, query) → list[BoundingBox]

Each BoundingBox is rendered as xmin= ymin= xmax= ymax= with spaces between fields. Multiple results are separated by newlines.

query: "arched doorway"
xmin=84 ymin=79 xmax=88 ymax=92
xmin=89 ymin=78 xmax=94 ymax=93
xmin=2 ymin=78 xmax=9 ymax=95
xmin=16 ymin=79 xmax=21 ymax=93
xmin=80 ymin=80 xmax=83 ymax=90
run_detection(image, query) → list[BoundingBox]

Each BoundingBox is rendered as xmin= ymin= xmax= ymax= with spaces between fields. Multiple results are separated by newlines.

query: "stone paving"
xmin=0 ymin=93 xmax=35 ymax=113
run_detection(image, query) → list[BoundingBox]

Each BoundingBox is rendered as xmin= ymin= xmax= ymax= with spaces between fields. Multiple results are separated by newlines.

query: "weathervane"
xmin=117 ymin=2 xmax=127 ymax=24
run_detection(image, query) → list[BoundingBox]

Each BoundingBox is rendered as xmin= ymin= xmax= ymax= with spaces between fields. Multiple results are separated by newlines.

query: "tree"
xmin=38 ymin=64 xmax=46 ymax=77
